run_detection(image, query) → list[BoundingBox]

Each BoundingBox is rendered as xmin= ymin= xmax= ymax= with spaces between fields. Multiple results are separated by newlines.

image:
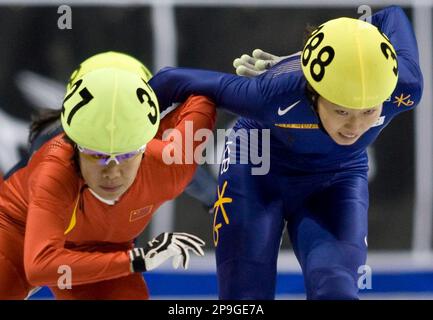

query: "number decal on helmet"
xmin=380 ymin=42 xmax=398 ymax=77
xmin=302 ymin=32 xmax=324 ymax=67
xmin=379 ymin=31 xmax=398 ymax=77
xmin=136 ymin=80 xmax=158 ymax=125
xmin=310 ymin=46 xmax=335 ymax=82
xmin=62 ymin=79 xmax=94 ymax=125
xmin=302 ymin=25 xmax=335 ymax=82
xmin=62 ymin=79 xmax=82 ymax=109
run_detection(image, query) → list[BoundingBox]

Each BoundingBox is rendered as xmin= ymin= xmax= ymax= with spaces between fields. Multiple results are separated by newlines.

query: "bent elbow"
xmin=24 ymin=249 xmax=60 ymax=287
xmin=24 ymin=260 xmax=47 ymax=287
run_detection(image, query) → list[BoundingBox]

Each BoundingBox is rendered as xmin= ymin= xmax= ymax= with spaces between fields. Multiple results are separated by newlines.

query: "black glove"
xmin=129 ymin=232 xmax=205 ymax=272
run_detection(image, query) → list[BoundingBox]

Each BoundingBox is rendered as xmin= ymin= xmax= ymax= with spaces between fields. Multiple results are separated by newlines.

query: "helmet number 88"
xmin=302 ymin=29 xmax=335 ymax=82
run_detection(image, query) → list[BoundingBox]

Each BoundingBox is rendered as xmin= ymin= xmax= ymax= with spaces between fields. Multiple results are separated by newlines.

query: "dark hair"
xmin=29 ymin=109 xmax=62 ymax=144
xmin=29 ymin=108 xmax=76 ymax=145
xmin=305 ymin=83 xmax=319 ymax=109
xmin=29 ymin=109 xmax=79 ymax=172
xmin=302 ymin=24 xmax=319 ymax=48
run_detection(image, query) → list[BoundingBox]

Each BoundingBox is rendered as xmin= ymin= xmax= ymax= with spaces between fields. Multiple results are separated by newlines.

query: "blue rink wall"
xmin=29 ymin=271 xmax=433 ymax=300
xmin=29 ymin=252 xmax=433 ymax=300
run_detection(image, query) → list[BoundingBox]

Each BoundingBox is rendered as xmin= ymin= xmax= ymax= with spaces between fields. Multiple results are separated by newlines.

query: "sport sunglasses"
xmin=77 ymin=145 xmax=146 ymax=166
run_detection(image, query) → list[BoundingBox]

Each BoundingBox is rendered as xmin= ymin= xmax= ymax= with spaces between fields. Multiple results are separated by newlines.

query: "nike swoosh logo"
xmin=278 ymin=100 xmax=301 ymax=116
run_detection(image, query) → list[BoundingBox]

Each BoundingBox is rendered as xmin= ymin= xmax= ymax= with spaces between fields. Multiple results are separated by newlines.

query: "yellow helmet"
xmin=67 ymin=51 xmax=152 ymax=91
xmin=61 ymin=68 xmax=160 ymax=154
xmin=301 ymin=17 xmax=398 ymax=109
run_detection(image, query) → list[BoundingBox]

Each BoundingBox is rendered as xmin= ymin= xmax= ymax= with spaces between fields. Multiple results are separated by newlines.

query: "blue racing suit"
xmin=150 ymin=6 xmax=423 ymax=299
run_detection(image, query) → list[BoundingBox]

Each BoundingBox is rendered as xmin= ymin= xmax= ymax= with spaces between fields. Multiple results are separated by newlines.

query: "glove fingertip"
xmin=252 ymin=48 xmax=264 ymax=58
xmin=233 ymin=58 xmax=242 ymax=68
xmin=255 ymin=60 xmax=268 ymax=71
xmin=240 ymin=54 xmax=251 ymax=62
xmin=236 ymin=65 xmax=247 ymax=76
